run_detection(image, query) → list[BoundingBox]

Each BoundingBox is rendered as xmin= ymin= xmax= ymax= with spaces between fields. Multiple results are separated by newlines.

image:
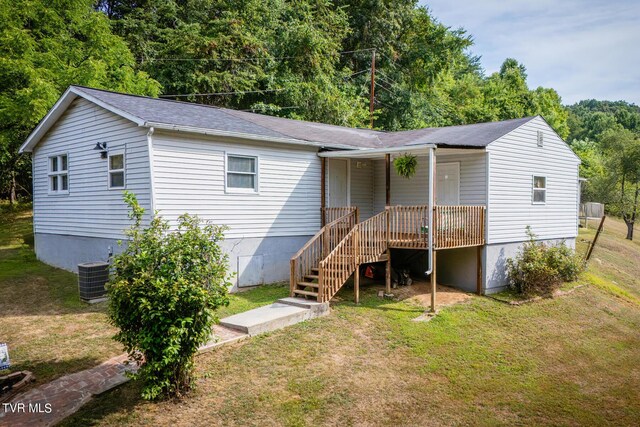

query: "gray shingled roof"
xmin=73 ymin=86 xmax=533 ymax=149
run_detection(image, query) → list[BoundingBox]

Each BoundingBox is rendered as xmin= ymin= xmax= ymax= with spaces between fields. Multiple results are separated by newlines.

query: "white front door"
xmin=329 ymin=159 xmax=349 ymax=206
xmin=436 ymin=162 xmax=460 ymax=205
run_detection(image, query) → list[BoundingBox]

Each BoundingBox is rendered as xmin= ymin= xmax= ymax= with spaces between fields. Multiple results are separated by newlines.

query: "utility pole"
xmin=369 ymin=49 xmax=376 ymax=128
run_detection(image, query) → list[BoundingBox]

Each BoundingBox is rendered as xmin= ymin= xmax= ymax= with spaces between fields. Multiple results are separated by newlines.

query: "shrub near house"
xmin=506 ymin=227 xmax=584 ymax=296
xmin=108 ymin=192 xmax=231 ymax=400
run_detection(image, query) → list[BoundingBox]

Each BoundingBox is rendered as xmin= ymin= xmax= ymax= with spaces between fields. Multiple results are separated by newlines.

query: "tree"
xmin=108 ymin=192 xmax=231 ymax=399
xmin=566 ymin=99 xmax=640 ymax=142
xmin=571 ymin=139 xmax=617 ymax=205
xmin=97 ymin=0 xmax=370 ymax=127
xmin=600 ymin=129 xmax=640 ymax=240
xmin=0 ymin=0 xmax=159 ymax=202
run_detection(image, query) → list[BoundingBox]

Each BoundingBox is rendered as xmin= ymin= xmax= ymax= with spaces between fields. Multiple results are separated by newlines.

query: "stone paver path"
xmin=0 ymin=354 xmax=136 ymax=427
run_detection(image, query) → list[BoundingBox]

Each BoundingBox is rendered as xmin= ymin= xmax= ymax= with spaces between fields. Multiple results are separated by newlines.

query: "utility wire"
xmin=376 ymin=70 xmax=401 ymax=87
xmin=343 ymin=68 xmax=371 ymax=80
xmin=159 ymin=88 xmax=286 ymax=98
xmin=142 ymin=48 xmax=376 ymax=63
xmin=239 ymin=106 xmax=299 ymax=112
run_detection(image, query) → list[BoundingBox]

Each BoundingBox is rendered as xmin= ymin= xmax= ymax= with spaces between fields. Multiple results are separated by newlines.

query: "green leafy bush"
xmin=393 ymin=154 xmax=418 ymax=178
xmin=108 ymin=192 xmax=231 ymax=400
xmin=506 ymin=227 xmax=584 ymax=296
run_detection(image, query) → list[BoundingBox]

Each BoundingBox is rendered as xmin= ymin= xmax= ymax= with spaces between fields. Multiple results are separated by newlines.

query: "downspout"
xmin=425 ymin=146 xmax=435 ymax=276
xmin=146 ymin=127 xmax=156 ymax=213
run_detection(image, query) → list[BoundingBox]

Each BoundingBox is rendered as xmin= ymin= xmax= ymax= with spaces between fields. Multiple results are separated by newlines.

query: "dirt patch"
xmin=393 ymin=280 xmax=473 ymax=308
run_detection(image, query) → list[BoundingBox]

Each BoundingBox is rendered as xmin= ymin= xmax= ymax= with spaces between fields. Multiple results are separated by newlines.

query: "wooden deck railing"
xmin=290 ymin=208 xmax=357 ymax=297
xmin=293 ymin=205 xmax=485 ymax=302
xmin=318 ymin=210 xmax=387 ymax=302
xmin=385 ymin=205 xmax=485 ymax=249
xmin=322 ymin=207 xmax=357 ymax=226
xmin=434 ymin=205 xmax=485 ymax=249
xmin=387 ymin=205 xmax=429 ymax=249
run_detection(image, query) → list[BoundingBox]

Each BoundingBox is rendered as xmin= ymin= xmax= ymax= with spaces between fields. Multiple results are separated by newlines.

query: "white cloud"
xmin=420 ymin=0 xmax=640 ymax=104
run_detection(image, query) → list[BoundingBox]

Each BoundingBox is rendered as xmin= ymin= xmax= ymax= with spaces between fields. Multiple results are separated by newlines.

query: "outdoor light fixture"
xmin=94 ymin=142 xmax=108 ymax=159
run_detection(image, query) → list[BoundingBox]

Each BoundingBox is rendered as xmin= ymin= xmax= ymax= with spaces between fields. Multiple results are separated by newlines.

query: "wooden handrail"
xmin=384 ymin=205 xmax=485 ymax=250
xmin=322 ymin=207 xmax=357 ymax=225
xmin=294 ymin=205 xmax=486 ymax=302
xmin=290 ymin=208 xmax=357 ymax=297
xmin=386 ymin=205 xmax=429 ymax=249
xmin=434 ymin=205 xmax=485 ymax=249
xmin=318 ymin=210 xmax=388 ymax=302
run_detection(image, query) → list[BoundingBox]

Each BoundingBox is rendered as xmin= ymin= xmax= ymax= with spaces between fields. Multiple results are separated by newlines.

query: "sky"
xmin=420 ymin=0 xmax=640 ymax=105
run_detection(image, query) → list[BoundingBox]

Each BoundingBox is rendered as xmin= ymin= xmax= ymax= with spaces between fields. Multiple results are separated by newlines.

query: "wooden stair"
xmin=292 ymin=270 xmax=321 ymax=298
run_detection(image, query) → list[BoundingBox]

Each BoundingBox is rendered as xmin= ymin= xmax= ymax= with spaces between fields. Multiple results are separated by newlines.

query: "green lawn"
xmin=0 ymin=204 xmax=287 ymax=386
xmin=61 ymin=218 xmax=639 ymax=426
xmin=2 ymin=205 xmax=639 ymax=426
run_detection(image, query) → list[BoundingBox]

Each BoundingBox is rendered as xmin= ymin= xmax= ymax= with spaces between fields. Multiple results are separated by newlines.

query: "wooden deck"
xmin=291 ymin=205 xmax=485 ymax=302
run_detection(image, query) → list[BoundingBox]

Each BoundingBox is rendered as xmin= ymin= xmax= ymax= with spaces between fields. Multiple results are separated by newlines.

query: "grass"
xmin=60 ymin=216 xmax=640 ymax=426
xmin=0 ymin=204 xmax=285 ymax=387
xmin=0 ymin=203 xmax=121 ymax=385
xmin=2 ymin=205 xmax=639 ymax=425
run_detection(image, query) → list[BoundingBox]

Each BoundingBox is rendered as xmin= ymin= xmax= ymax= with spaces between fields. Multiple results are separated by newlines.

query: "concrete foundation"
xmin=221 ymin=235 xmax=313 ymax=291
xmin=35 ymin=233 xmax=121 ymax=273
xmin=484 ymin=237 xmax=576 ymax=294
xmin=386 ymin=237 xmax=577 ymax=295
xmin=35 ymin=232 xmax=312 ymax=291
xmin=437 ymin=247 xmax=478 ymax=293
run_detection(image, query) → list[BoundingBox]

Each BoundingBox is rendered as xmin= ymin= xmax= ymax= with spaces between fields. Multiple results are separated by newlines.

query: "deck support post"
xmin=430 ymin=250 xmax=437 ymax=312
xmin=354 ymin=263 xmax=360 ymax=304
xmin=320 ymin=157 xmax=326 ymax=227
xmin=384 ymin=154 xmax=391 ymax=294
xmin=385 ymin=153 xmax=391 ymax=206
xmin=476 ymin=246 xmax=483 ymax=295
xmin=385 ymin=249 xmax=391 ymax=294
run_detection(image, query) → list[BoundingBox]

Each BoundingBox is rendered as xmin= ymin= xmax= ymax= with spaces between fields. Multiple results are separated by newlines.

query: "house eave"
xmin=317 ymin=143 xmax=437 ymax=159
xmin=144 ymin=121 xmax=358 ymax=150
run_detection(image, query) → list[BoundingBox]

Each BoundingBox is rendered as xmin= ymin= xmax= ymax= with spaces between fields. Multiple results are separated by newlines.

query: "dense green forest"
xmin=568 ymin=100 xmax=640 ymax=238
xmin=1 ymin=0 xmax=638 ymax=237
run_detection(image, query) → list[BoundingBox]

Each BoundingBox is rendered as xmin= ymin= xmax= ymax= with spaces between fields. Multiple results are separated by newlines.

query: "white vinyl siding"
xmin=350 ymin=159 xmax=374 ymax=220
xmin=151 ymin=132 xmax=321 ymax=239
xmin=372 ymin=152 xmax=487 ymax=212
xmin=486 ymin=116 xmax=580 ymax=244
xmin=32 ymin=98 xmax=152 ymax=239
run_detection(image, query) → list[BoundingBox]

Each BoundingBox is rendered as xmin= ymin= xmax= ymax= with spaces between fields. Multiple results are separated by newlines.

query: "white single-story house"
xmin=19 ymin=86 xmax=581 ymax=303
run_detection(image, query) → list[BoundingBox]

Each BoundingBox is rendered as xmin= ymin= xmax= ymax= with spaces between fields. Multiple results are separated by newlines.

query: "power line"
xmin=142 ymin=48 xmax=376 ymax=63
xmin=343 ymin=68 xmax=370 ymax=80
xmin=376 ymin=70 xmax=401 ymax=87
xmin=159 ymin=88 xmax=286 ymax=98
xmin=378 ymin=52 xmax=413 ymax=78
xmin=239 ymin=106 xmax=299 ymax=112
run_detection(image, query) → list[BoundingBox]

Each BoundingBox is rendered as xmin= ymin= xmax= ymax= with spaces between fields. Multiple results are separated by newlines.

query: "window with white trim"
xmin=108 ymin=152 xmax=125 ymax=189
xmin=48 ymin=154 xmax=68 ymax=194
xmin=533 ymin=176 xmax=546 ymax=204
xmin=226 ymin=154 xmax=258 ymax=192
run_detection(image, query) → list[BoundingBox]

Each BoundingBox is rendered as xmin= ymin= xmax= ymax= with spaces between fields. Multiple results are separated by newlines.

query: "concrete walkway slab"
xmin=220 ymin=303 xmax=309 ymax=335
xmin=220 ymin=297 xmax=330 ymax=336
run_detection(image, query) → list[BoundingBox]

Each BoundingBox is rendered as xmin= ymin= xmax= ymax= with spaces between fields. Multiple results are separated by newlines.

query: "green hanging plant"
xmin=393 ymin=153 xmax=418 ymax=179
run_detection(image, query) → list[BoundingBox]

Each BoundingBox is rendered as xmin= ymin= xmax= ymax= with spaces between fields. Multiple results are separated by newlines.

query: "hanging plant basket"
xmin=393 ymin=153 xmax=418 ymax=179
